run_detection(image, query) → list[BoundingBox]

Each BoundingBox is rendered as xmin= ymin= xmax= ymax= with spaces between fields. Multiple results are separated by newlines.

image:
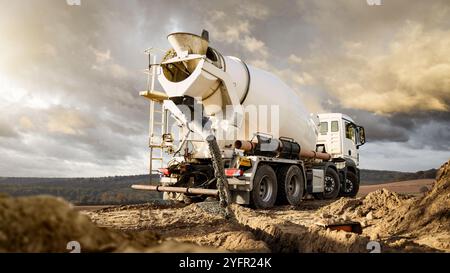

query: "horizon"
xmin=0 ymin=165 xmax=440 ymax=179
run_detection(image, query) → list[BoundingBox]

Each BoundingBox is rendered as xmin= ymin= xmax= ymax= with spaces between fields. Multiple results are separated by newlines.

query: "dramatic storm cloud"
xmin=0 ymin=0 xmax=448 ymax=176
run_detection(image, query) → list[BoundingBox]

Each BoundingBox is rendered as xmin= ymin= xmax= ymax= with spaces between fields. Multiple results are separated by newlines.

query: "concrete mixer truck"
xmin=132 ymin=31 xmax=366 ymax=209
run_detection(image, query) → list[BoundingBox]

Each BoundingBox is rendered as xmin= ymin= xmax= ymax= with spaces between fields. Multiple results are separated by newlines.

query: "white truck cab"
xmin=317 ymin=113 xmax=366 ymax=166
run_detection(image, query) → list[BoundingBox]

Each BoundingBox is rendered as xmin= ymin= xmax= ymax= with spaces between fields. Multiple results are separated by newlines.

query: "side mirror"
xmin=357 ymin=126 xmax=366 ymax=148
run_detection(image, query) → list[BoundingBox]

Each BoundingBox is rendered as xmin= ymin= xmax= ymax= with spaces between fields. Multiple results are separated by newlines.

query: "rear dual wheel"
xmin=277 ymin=165 xmax=304 ymax=206
xmin=250 ymin=165 xmax=278 ymax=209
xmin=251 ymin=164 xmax=305 ymax=209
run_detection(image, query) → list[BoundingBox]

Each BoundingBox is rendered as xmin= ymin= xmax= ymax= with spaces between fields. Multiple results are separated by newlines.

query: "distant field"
xmin=73 ymin=205 xmax=111 ymax=211
xmin=0 ymin=168 xmax=437 ymax=205
xmin=358 ymin=179 xmax=435 ymax=196
xmin=360 ymin=169 xmax=436 ymax=185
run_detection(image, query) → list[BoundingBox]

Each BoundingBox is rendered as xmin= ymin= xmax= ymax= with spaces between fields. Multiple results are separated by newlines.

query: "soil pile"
xmin=318 ymin=189 xmax=411 ymax=222
xmin=378 ymin=160 xmax=450 ymax=250
xmin=0 ymin=195 xmax=212 ymax=252
xmin=317 ymin=160 xmax=450 ymax=252
xmin=0 ymin=195 xmax=124 ymax=252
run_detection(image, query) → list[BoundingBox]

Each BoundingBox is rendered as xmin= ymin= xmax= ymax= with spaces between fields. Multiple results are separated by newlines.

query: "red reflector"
xmin=158 ymin=168 xmax=170 ymax=176
xmin=225 ymin=168 xmax=243 ymax=177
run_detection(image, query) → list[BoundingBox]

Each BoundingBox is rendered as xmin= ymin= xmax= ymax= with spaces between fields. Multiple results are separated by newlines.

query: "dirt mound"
xmin=319 ymin=188 xmax=410 ymax=220
xmin=317 ymin=160 xmax=450 ymax=252
xmin=0 ymin=195 xmax=123 ymax=252
xmin=0 ymin=195 xmax=218 ymax=253
xmin=377 ymin=160 xmax=450 ymax=250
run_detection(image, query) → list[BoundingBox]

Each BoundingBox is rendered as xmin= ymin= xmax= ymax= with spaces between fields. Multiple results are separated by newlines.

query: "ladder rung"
xmin=152 ymin=122 xmax=163 ymax=125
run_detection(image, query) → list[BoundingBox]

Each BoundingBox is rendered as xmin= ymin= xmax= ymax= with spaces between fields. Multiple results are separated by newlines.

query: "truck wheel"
xmin=251 ymin=165 xmax=278 ymax=209
xmin=322 ymin=168 xmax=341 ymax=199
xmin=277 ymin=165 xmax=304 ymax=206
xmin=340 ymin=171 xmax=359 ymax=197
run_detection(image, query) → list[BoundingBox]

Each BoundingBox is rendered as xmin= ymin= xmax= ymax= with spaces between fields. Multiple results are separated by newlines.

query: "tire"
xmin=314 ymin=167 xmax=340 ymax=200
xmin=250 ymin=165 xmax=278 ymax=209
xmin=340 ymin=171 xmax=359 ymax=197
xmin=277 ymin=165 xmax=304 ymax=206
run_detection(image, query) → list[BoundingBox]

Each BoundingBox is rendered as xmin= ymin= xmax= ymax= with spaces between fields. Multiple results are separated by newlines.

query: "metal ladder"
xmin=144 ymin=49 xmax=168 ymax=184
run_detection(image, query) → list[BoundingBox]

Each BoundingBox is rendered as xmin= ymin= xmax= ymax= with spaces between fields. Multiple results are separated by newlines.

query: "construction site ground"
xmin=1 ymin=161 xmax=449 ymax=253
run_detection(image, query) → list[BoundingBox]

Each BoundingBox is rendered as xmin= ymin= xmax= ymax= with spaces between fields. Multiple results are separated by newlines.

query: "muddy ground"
xmin=1 ymin=160 xmax=449 ymax=253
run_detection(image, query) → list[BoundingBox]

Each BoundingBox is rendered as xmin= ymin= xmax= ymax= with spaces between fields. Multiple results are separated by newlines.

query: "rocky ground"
xmin=1 ymin=160 xmax=449 ymax=253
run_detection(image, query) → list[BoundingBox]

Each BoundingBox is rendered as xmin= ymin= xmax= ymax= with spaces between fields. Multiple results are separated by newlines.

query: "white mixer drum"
xmin=158 ymin=32 xmax=318 ymax=154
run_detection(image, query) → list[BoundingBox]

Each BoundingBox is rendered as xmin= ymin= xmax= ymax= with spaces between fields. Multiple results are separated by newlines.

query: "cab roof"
xmin=317 ymin=113 xmax=355 ymax=123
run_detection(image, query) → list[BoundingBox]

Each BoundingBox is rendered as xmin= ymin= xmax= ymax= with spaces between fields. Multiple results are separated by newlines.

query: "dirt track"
xmin=1 ymin=160 xmax=449 ymax=253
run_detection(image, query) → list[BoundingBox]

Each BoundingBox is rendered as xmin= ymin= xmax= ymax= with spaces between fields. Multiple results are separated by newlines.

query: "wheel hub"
xmin=324 ymin=176 xmax=335 ymax=193
xmin=288 ymin=177 xmax=295 ymax=193
xmin=259 ymin=175 xmax=273 ymax=202
xmin=345 ymin=178 xmax=353 ymax=193
xmin=288 ymin=175 xmax=300 ymax=195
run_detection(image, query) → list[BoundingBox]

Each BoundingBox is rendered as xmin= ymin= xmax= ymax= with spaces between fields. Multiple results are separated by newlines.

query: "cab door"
xmin=328 ymin=120 xmax=341 ymax=155
xmin=317 ymin=120 xmax=341 ymax=155
xmin=343 ymin=120 xmax=358 ymax=164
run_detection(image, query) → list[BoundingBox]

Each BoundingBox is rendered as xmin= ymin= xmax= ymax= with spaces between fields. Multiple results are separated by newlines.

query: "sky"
xmin=0 ymin=0 xmax=449 ymax=177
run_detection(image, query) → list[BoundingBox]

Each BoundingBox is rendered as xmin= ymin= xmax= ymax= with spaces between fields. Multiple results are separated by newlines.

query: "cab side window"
xmin=331 ymin=121 xmax=339 ymax=132
xmin=345 ymin=122 xmax=356 ymax=143
xmin=319 ymin=122 xmax=328 ymax=134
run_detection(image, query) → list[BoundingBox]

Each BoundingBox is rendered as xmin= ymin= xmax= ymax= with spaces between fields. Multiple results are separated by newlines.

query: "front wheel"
xmin=251 ymin=165 xmax=278 ymax=209
xmin=340 ymin=171 xmax=359 ymax=197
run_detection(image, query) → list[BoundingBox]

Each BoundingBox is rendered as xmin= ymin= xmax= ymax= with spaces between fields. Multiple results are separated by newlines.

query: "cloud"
xmin=47 ymin=107 xmax=93 ymax=135
xmin=203 ymin=3 xmax=270 ymax=61
xmin=242 ymin=36 xmax=269 ymax=58
xmin=205 ymin=12 xmax=250 ymax=44
xmin=290 ymin=0 xmax=450 ymax=115
xmin=292 ymin=72 xmax=315 ymax=86
xmin=236 ymin=1 xmax=270 ymax=20
xmin=319 ymin=23 xmax=450 ymax=114
xmin=280 ymin=0 xmax=450 ymax=156
xmin=92 ymin=48 xmax=112 ymax=63
xmin=288 ymin=54 xmax=303 ymax=65
xmin=19 ymin=116 xmax=34 ymax=130
xmin=0 ymin=118 xmax=18 ymax=138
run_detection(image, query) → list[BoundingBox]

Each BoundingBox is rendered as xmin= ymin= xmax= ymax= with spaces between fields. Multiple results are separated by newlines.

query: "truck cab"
xmin=316 ymin=113 xmax=366 ymax=166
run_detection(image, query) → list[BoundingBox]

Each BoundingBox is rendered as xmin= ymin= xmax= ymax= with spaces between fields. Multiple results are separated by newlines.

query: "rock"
xmin=320 ymin=213 xmax=332 ymax=219
xmin=355 ymin=208 xmax=364 ymax=217
xmin=360 ymin=220 xmax=368 ymax=228
xmin=370 ymin=233 xmax=380 ymax=241
xmin=366 ymin=211 xmax=374 ymax=220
